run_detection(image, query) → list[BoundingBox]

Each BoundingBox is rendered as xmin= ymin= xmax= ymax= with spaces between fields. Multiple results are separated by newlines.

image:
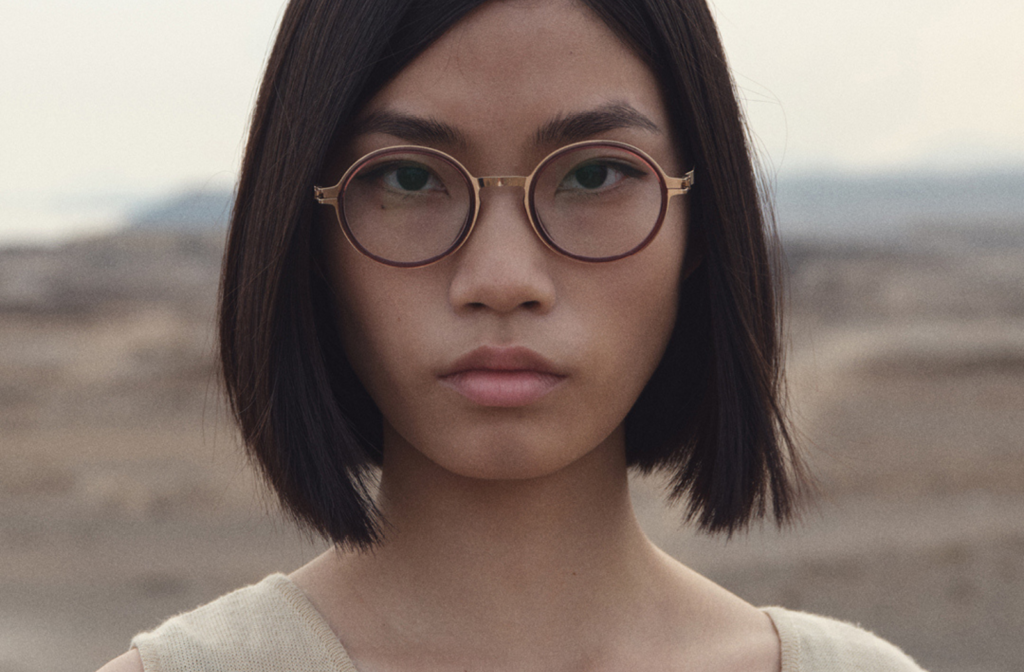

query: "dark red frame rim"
xmin=527 ymin=143 xmax=670 ymax=263
xmin=338 ymin=147 xmax=477 ymax=268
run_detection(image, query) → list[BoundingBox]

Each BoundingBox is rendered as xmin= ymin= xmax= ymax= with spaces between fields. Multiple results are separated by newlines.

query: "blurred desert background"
xmin=1 ymin=184 xmax=1022 ymax=672
xmin=4 ymin=2 xmax=1024 ymax=671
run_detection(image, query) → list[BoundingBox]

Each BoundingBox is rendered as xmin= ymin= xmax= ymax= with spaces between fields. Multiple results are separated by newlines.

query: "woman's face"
xmin=326 ymin=0 xmax=688 ymax=480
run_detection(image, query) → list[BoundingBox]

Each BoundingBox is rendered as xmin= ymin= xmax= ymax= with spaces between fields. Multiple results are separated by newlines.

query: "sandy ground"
xmin=1 ymin=227 xmax=1022 ymax=672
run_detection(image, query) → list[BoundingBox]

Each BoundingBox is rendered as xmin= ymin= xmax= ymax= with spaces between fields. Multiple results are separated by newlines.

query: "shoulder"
xmin=97 ymin=649 xmax=143 ymax=672
xmin=762 ymin=607 xmax=927 ymax=672
xmin=128 ymin=574 xmax=357 ymax=672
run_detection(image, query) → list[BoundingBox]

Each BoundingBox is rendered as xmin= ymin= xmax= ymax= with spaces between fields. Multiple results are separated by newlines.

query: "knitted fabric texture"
xmin=763 ymin=606 xmax=926 ymax=671
xmin=131 ymin=574 xmax=926 ymax=671
xmin=131 ymin=574 xmax=357 ymax=671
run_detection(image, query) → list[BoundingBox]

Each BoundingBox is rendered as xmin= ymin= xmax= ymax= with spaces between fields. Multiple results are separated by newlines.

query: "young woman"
xmin=101 ymin=0 xmax=926 ymax=670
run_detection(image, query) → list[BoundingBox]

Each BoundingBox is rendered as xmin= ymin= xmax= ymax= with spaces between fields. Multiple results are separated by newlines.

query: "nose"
xmin=447 ymin=188 xmax=556 ymax=314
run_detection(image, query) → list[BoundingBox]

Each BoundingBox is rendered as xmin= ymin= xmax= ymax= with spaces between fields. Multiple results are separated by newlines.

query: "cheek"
xmin=326 ymin=232 xmax=429 ymax=407
xmin=593 ymin=264 xmax=679 ymax=404
xmin=553 ymin=208 xmax=684 ymax=453
xmin=591 ymin=207 xmax=685 ymax=378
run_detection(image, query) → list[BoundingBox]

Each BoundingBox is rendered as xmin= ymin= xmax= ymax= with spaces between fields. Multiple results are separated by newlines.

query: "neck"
xmin=372 ymin=427 xmax=652 ymax=603
xmin=308 ymin=428 xmax=679 ymax=670
xmin=292 ymin=431 xmax=780 ymax=672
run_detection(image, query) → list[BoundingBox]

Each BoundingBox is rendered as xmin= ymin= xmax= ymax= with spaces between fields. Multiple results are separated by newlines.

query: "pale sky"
xmin=2 ymin=0 xmax=1022 ymax=242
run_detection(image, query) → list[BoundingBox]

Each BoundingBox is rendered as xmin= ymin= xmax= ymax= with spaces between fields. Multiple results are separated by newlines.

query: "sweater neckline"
xmin=268 ymin=572 xmax=794 ymax=672
xmin=263 ymin=573 xmax=362 ymax=671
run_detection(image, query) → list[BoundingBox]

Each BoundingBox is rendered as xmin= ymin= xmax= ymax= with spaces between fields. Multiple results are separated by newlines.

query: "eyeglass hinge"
xmin=314 ymin=186 xmax=339 ymax=205
xmin=666 ymin=169 xmax=695 ymax=196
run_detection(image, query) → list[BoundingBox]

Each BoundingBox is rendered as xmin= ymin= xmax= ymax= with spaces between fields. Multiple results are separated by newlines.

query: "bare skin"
xmin=100 ymin=1 xmax=781 ymax=670
xmin=290 ymin=429 xmax=780 ymax=672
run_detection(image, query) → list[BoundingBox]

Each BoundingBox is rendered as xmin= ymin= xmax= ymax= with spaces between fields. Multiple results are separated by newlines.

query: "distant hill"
xmin=774 ymin=169 xmax=1024 ymax=240
xmin=130 ymin=188 xmax=234 ymax=231
xmin=122 ymin=170 xmax=1024 ymax=241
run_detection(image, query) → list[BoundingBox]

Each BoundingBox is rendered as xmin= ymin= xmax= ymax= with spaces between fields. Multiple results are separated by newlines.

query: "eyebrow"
xmin=353 ymin=111 xmax=466 ymax=148
xmin=533 ymin=103 xmax=662 ymax=146
xmin=353 ymin=102 xmax=661 ymax=150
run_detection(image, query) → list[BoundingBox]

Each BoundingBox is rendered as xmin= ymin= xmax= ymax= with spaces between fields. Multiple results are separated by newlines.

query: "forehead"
xmin=359 ymin=0 xmax=670 ymax=156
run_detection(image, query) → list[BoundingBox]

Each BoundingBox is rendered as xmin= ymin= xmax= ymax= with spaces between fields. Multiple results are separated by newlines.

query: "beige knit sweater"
xmin=131 ymin=574 xmax=926 ymax=671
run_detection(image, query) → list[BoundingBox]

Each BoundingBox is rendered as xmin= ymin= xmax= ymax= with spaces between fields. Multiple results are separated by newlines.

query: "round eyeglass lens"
xmin=342 ymin=149 xmax=473 ymax=265
xmin=531 ymin=144 xmax=665 ymax=260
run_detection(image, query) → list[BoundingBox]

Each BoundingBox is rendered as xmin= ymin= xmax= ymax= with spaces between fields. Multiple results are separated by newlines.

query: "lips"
xmin=438 ymin=346 xmax=566 ymax=407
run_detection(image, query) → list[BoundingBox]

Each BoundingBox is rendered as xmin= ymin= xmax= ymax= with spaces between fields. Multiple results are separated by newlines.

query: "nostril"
xmin=446 ymin=204 xmax=558 ymax=314
xmin=467 ymin=298 xmax=541 ymax=311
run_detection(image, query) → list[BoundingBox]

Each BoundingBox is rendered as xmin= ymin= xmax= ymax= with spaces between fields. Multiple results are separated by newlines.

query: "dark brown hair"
xmin=219 ymin=0 xmax=804 ymax=547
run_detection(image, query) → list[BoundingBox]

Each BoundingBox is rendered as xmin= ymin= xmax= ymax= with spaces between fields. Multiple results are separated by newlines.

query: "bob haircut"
xmin=220 ymin=0 xmax=804 ymax=547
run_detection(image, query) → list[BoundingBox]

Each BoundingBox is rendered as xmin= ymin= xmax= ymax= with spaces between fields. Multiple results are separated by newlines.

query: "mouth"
xmin=438 ymin=346 xmax=567 ymax=407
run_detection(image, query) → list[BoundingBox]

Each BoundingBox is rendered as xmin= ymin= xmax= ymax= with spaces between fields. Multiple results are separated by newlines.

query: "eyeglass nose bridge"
xmin=477 ymin=176 xmax=528 ymax=189
xmin=465 ymin=175 xmax=543 ymax=255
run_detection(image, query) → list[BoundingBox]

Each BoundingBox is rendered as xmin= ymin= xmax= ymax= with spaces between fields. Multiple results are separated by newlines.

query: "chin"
xmin=424 ymin=420 xmax=627 ymax=483
xmin=381 ymin=414 xmax=626 ymax=485
xmin=428 ymin=438 xmax=588 ymax=482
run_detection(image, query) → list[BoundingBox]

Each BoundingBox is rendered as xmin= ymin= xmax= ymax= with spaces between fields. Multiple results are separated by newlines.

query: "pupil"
xmin=574 ymin=164 xmax=606 ymax=189
xmin=397 ymin=166 xmax=430 ymax=191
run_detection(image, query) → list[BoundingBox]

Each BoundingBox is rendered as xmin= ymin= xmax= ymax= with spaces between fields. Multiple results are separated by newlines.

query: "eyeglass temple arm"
xmin=314 ymin=185 xmax=341 ymax=205
xmin=666 ymin=169 xmax=695 ymax=197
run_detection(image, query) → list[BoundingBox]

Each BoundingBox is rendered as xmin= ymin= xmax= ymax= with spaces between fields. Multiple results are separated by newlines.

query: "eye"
xmin=386 ymin=165 xmax=440 ymax=192
xmin=556 ymin=160 xmax=647 ymax=193
xmin=357 ymin=160 xmax=448 ymax=195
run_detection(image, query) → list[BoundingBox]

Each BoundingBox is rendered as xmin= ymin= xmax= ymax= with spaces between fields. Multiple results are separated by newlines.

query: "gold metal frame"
xmin=314 ymin=139 xmax=695 ymax=267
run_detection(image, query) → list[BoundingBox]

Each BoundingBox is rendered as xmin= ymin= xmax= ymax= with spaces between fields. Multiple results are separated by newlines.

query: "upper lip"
xmin=439 ymin=346 xmax=564 ymax=377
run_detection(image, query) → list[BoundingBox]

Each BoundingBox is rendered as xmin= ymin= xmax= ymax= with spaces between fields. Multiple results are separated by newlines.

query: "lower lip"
xmin=440 ymin=370 xmax=565 ymax=407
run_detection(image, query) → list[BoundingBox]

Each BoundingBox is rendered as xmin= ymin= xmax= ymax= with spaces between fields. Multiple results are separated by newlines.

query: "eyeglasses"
xmin=314 ymin=140 xmax=694 ymax=267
